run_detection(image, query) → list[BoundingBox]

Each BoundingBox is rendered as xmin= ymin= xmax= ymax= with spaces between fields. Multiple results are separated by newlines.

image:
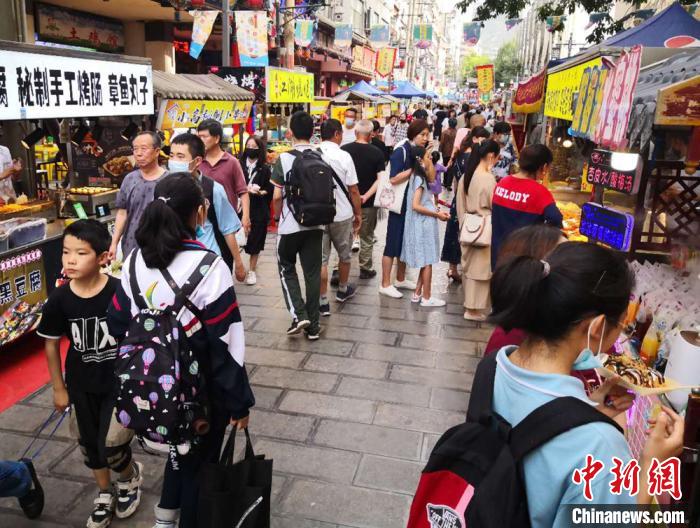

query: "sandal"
xmin=447 ymin=269 xmax=462 ymax=283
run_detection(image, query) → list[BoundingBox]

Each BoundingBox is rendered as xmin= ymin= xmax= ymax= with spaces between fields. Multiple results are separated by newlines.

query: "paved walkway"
xmin=0 ymin=217 xmax=489 ymax=528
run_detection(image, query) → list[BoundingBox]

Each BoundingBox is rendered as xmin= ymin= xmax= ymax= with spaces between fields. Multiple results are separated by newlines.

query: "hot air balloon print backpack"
xmin=114 ymin=251 xmax=218 ymax=446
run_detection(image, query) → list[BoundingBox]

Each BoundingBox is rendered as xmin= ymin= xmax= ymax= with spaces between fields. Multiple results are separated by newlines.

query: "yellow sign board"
xmin=265 ymin=67 xmax=314 ymax=103
xmin=365 ymin=106 xmax=377 ymax=119
xmin=310 ymin=99 xmax=330 ymax=116
xmin=390 ymin=102 xmax=399 ymax=113
xmin=331 ymin=105 xmax=351 ymax=121
xmin=158 ymin=99 xmax=253 ymax=130
xmin=544 ymin=57 xmax=602 ymax=120
xmin=655 ymin=75 xmax=700 ymax=126
xmin=0 ymin=248 xmax=48 ymax=310
xmin=476 ymin=64 xmax=494 ymax=94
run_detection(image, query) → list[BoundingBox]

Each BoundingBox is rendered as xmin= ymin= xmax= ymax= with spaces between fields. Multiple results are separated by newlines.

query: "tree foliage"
xmin=494 ymin=41 xmax=521 ymax=86
xmin=460 ymin=51 xmax=491 ymax=84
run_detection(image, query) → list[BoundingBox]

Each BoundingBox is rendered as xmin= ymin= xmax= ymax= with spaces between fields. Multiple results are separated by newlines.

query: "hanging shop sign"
xmin=655 ymin=75 xmax=700 ymax=126
xmin=265 ymin=67 xmax=313 ymax=103
xmin=476 ymin=64 xmax=494 ymax=94
xmin=375 ymin=48 xmax=397 ymax=78
xmin=570 ymin=62 xmax=609 ymax=139
xmin=352 ymin=46 xmax=376 ymax=74
xmin=235 ymin=11 xmax=269 ymax=67
xmin=512 ymin=68 xmax=546 ymax=113
xmin=294 ymin=19 xmax=315 ymax=47
xmin=593 ymin=46 xmax=642 ymax=149
xmin=331 ymin=106 xmax=351 ymax=121
xmin=544 ymin=57 xmax=602 ymax=120
xmin=0 ymin=47 xmax=153 ymax=120
xmin=463 ymin=22 xmax=481 ymax=46
xmin=334 ymin=24 xmax=352 ymax=49
xmin=413 ymin=25 xmax=433 ymax=49
xmin=580 ymin=202 xmax=634 ymax=252
xmin=35 ymin=2 xmax=124 ymax=53
xmin=369 ymin=25 xmax=390 ymax=48
xmin=189 ymin=11 xmax=218 ymax=59
xmin=73 ymin=120 xmax=132 ymax=186
xmin=215 ymin=66 xmax=265 ymax=101
xmin=310 ymin=99 xmax=330 ymax=115
xmin=546 ymin=16 xmax=566 ymax=32
xmin=0 ymin=248 xmax=47 ymax=310
xmin=585 ymin=149 xmax=642 ymax=194
xmin=157 ymin=99 xmax=253 ymax=130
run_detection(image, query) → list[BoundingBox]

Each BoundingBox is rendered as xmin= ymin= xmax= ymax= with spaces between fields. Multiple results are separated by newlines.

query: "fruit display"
xmin=0 ymin=300 xmax=45 ymax=347
xmin=557 ymin=201 xmax=587 ymax=242
xmin=603 ymin=353 xmax=665 ymax=388
xmin=70 ymin=187 xmax=114 ymax=195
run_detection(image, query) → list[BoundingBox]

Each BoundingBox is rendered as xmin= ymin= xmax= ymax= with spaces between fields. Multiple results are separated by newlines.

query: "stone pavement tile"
xmin=0 ymin=431 xmax=73 ymax=474
xmin=430 ymin=388 xmax=470 ymax=413
xmin=279 ymin=392 xmax=375 ymax=424
xmin=389 ymin=365 xmax=472 ymax=391
xmin=354 ymin=455 xmax=423 ymax=495
xmin=345 ymin=292 xmax=406 ymax=308
xmin=0 ymin=404 xmax=58 ymax=433
xmin=339 ymin=303 xmax=420 ymax=321
xmin=271 ymin=516 xmax=340 ymax=528
xmin=250 ymin=385 xmax=283 ymax=410
xmin=236 ymin=293 xmax=281 ymax=307
xmin=441 ymin=323 xmax=494 ymax=342
xmin=271 ymin=474 xmax=287 ymax=506
xmin=280 ymin=479 xmax=411 ymax=528
xmin=240 ymin=306 xmax=292 ymax=319
xmin=241 ymin=330 xmax=281 ymax=348
xmin=365 ymin=318 xmax=441 ymax=336
xmin=400 ymin=334 xmax=480 ymax=355
xmin=336 ymin=378 xmax=430 ymax=407
xmin=244 ymin=317 xmax=258 ymax=331
xmin=304 ymin=355 xmax=389 ymax=380
xmin=0 ymin=512 xmax=70 ymax=527
xmin=421 ymin=434 xmax=441 ymax=462
xmin=435 ymin=352 xmax=481 ymax=372
xmin=250 ymin=366 xmax=338 ymax=393
xmin=312 ymin=420 xmax=422 ymax=460
xmin=323 ymin=326 xmax=398 ymax=346
xmin=250 ymin=409 xmax=316 ymax=442
xmin=277 ymin=336 xmax=354 ymax=356
xmin=0 ymin=474 xmax=88 ymax=517
xmin=68 ymin=488 xmax=160 ymax=528
xmin=23 ymin=386 xmax=54 ymax=408
xmin=254 ymin=439 xmax=361 ymax=484
xmin=353 ymin=343 xmax=434 ymax=368
xmin=374 ymin=403 xmax=463 ymax=434
xmin=247 ymin=346 xmax=308 ymax=369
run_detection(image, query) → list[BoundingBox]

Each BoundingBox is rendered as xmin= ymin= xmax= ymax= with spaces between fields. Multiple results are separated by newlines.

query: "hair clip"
xmin=540 ymin=260 xmax=550 ymax=278
xmin=158 ymin=196 xmax=171 ymax=203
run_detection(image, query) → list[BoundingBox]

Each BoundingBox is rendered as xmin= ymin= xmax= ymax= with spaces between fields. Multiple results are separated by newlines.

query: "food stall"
xmin=0 ymin=39 xmax=154 ymax=348
xmin=263 ymin=67 xmax=315 ymax=153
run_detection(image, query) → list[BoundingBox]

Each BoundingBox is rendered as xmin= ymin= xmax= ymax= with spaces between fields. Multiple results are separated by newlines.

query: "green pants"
xmin=276 ymin=229 xmax=322 ymax=332
xmin=359 ymin=207 xmax=378 ymax=271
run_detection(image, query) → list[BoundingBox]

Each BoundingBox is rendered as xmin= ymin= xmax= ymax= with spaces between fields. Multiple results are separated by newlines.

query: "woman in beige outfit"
xmin=456 ymin=140 xmax=500 ymax=321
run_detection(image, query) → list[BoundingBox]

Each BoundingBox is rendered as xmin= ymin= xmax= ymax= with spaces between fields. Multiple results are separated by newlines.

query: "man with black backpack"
xmin=271 ymin=111 xmax=330 ymax=340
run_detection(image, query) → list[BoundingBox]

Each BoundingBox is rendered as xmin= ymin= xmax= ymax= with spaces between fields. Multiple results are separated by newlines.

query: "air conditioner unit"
xmin=333 ymin=5 xmax=349 ymax=23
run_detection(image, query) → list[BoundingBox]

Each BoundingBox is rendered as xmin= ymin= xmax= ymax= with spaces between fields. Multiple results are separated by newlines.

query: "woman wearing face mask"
xmin=480 ymin=242 xmax=684 ymax=527
xmin=239 ymin=136 xmax=272 ymax=286
xmin=107 ymin=174 xmax=254 ymax=528
xmin=457 ymin=139 xmax=499 ymax=321
xmin=491 ymin=121 xmax=517 ymax=179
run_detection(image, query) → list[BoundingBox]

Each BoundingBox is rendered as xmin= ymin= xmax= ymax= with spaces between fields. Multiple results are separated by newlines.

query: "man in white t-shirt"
xmin=0 ymin=144 xmax=22 ymax=202
xmin=318 ymin=119 xmax=361 ymax=316
xmin=340 ymin=108 xmax=358 ymax=146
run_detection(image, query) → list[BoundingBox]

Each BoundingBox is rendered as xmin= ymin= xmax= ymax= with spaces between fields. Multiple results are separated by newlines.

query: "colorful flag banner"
xmin=294 ymin=19 xmax=315 ymax=47
xmin=369 ymin=25 xmax=390 ymax=48
xmin=463 ymin=22 xmax=481 ymax=46
xmin=334 ymin=24 xmax=352 ymax=49
xmin=546 ymin=16 xmax=566 ymax=32
xmin=413 ymin=24 xmax=433 ymax=49
xmin=512 ymin=68 xmax=546 ymax=113
xmin=235 ymin=11 xmax=269 ymax=67
xmin=375 ymin=47 xmax=397 ymax=78
xmin=505 ymin=18 xmax=522 ymax=31
xmin=476 ymin=64 xmax=494 ymax=94
xmin=585 ymin=12 xmax=607 ymax=29
xmin=189 ymin=10 xmax=219 ymax=59
xmin=685 ymin=4 xmax=700 ymax=20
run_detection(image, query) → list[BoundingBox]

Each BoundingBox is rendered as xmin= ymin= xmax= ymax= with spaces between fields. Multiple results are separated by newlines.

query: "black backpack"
xmin=114 ymin=251 xmax=218 ymax=446
xmin=284 ymin=149 xmax=348 ymax=227
xmin=407 ymin=353 xmax=623 ymax=528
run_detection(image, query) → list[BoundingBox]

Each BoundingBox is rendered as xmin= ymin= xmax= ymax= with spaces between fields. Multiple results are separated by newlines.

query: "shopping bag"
xmin=197 ymin=428 xmax=273 ymax=528
xmin=374 ymin=170 xmax=408 ymax=214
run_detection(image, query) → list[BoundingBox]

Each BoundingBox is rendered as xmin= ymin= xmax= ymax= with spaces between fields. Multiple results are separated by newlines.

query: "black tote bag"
xmin=198 ymin=428 xmax=273 ymax=528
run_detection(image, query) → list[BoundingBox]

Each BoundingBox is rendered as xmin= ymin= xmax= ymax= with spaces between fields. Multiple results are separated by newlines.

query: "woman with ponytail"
xmin=457 ymin=139 xmax=499 ymax=321
xmin=107 ymin=174 xmax=254 ymax=528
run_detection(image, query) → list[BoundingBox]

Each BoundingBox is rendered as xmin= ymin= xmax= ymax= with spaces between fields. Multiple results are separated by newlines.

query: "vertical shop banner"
xmin=505 ymin=18 xmax=522 ymax=31
xmin=546 ymin=16 xmax=566 ymax=32
xmin=375 ymin=48 xmax=397 ymax=78
xmin=334 ymin=24 xmax=352 ymax=49
xmin=512 ymin=68 xmax=546 ymax=113
xmin=189 ymin=10 xmax=219 ymax=59
xmin=476 ymin=64 xmax=494 ymax=94
xmin=570 ymin=62 xmax=609 ymax=139
xmin=369 ymin=25 xmax=390 ymax=48
xmin=235 ymin=11 xmax=269 ymax=67
xmin=463 ymin=22 xmax=481 ymax=46
xmin=413 ymin=25 xmax=433 ymax=49
xmin=294 ymin=19 xmax=315 ymax=47
xmin=593 ymin=45 xmax=642 ymax=149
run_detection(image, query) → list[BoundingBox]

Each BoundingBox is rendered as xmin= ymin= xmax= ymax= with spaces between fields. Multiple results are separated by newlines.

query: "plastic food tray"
xmin=0 ymin=217 xmax=47 ymax=249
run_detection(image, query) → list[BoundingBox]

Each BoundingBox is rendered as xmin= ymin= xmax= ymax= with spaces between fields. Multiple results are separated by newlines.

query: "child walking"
xmin=38 ymin=220 xmax=143 ymax=528
xmin=401 ymin=146 xmax=450 ymax=307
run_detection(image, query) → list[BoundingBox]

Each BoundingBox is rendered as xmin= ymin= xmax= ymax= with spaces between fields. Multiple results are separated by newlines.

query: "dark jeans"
xmin=0 ymin=461 xmax=31 ymax=498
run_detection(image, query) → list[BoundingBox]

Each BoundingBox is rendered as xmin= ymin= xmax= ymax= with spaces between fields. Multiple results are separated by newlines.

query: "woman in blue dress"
xmin=401 ymin=146 xmax=450 ymax=307
xmin=379 ymin=120 xmax=431 ymax=299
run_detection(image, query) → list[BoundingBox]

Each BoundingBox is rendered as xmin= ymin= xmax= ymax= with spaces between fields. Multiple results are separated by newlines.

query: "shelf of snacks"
xmin=556 ymin=202 xmax=587 ymax=242
xmin=0 ymin=300 xmax=45 ymax=347
xmin=0 ymin=198 xmax=55 ymax=221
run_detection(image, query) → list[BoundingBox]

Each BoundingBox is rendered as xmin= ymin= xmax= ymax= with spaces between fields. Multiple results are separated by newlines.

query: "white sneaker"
xmin=352 ymin=238 xmax=360 ymax=252
xmin=245 ymin=271 xmax=257 ymax=285
xmin=379 ymin=285 xmax=403 ymax=299
xmin=420 ymin=297 xmax=446 ymax=307
xmin=394 ymin=279 xmax=417 ymax=290
xmin=152 ymin=505 xmax=179 ymax=528
xmin=411 ymin=293 xmax=422 ymax=303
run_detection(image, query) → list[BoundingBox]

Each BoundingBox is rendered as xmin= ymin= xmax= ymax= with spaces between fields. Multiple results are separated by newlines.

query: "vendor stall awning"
xmin=339 ymin=80 xmax=383 ymax=96
xmin=390 ymin=81 xmax=426 ymax=98
xmin=332 ymin=90 xmax=377 ymax=102
xmin=153 ymin=71 xmax=254 ymax=101
xmin=602 ymin=2 xmax=700 ymax=48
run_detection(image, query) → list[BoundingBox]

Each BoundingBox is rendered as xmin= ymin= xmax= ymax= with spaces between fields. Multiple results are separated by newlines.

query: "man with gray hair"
xmin=342 ymin=119 xmax=387 ymax=279
xmin=109 ymin=131 xmax=168 ymax=261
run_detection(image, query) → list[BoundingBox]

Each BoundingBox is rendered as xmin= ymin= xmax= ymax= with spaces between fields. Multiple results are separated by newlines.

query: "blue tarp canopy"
xmin=602 ymin=2 xmax=700 ymax=48
xmin=425 ymin=91 xmax=439 ymax=98
xmin=390 ymin=81 xmax=426 ymax=98
xmin=340 ymin=80 xmax=383 ymax=96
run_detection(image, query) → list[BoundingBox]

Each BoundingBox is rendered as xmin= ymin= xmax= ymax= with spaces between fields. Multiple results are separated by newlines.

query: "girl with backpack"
xmin=107 ymin=174 xmax=254 ymax=528
xmin=400 ymin=146 xmax=450 ymax=307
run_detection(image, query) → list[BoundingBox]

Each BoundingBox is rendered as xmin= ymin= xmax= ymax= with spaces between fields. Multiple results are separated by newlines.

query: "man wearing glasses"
xmin=109 ymin=131 xmax=168 ymax=261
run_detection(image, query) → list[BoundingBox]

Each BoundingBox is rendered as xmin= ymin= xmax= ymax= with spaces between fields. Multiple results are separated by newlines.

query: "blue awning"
xmin=390 ymin=81 xmax=427 ymax=98
xmin=602 ymin=2 xmax=700 ymax=48
xmin=338 ymin=80 xmax=383 ymax=96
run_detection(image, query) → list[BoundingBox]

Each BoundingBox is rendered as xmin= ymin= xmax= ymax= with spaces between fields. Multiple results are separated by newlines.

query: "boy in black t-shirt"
xmin=37 ymin=220 xmax=143 ymax=528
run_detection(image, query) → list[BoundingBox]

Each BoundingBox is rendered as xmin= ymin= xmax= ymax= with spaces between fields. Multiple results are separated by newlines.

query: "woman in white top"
xmin=383 ymin=115 xmax=398 ymax=149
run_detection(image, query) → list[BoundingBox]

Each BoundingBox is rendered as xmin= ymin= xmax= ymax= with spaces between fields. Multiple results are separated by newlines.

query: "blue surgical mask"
xmin=345 ymin=118 xmax=355 ymax=127
xmin=572 ymin=320 xmax=606 ymax=371
xmin=195 ymin=224 xmax=205 ymax=238
xmin=168 ymin=159 xmax=191 ymax=173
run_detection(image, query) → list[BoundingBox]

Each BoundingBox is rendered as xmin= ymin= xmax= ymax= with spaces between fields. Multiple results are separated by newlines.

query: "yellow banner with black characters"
xmin=157 ymin=99 xmax=253 ymax=129
xmin=265 ymin=67 xmax=314 ymax=103
xmin=545 ymin=57 xmax=602 ymax=120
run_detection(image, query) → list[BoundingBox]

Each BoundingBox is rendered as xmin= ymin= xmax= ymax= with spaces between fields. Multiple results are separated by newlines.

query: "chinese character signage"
xmin=352 ymin=46 xmax=375 ymax=73
xmin=463 ymin=22 xmax=481 ymax=46
xmin=0 ymin=47 xmax=153 ymax=120
xmin=545 ymin=57 xmax=602 ymax=120
xmin=334 ymin=24 xmax=352 ymax=49
xmin=189 ymin=10 xmax=219 ymax=59
xmin=586 ymin=149 xmax=642 ymax=194
xmin=235 ymin=11 xmax=269 ymax=67
xmin=310 ymin=99 xmax=330 ymax=116
xmin=593 ymin=46 xmax=642 ymax=149
xmin=512 ymin=68 xmax=546 ymax=113
xmin=413 ymin=25 xmax=432 ymax=49
xmin=476 ymin=64 xmax=494 ymax=94
xmin=570 ymin=62 xmax=609 ymax=139
xmin=265 ymin=67 xmax=313 ymax=103
xmin=215 ymin=66 xmax=265 ymax=101
xmin=35 ymin=2 xmax=124 ymax=53
xmin=0 ymin=248 xmax=47 ymax=310
xmin=375 ymin=48 xmax=397 ymax=78
xmin=655 ymin=75 xmax=700 ymax=126
xmin=580 ymin=202 xmax=634 ymax=252
xmin=157 ymin=100 xmax=253 ymax=130
xmin=369 ymin=25 xmax=390 ymax=48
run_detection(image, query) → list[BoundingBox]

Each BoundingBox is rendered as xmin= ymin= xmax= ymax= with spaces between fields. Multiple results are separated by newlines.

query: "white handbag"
xmin=459 ymin=213 xmax=492 ymax=247
xmin=374 ymin=170 xmax=408 ymax=215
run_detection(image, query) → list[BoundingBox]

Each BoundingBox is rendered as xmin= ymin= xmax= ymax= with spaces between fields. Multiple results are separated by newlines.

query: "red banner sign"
xmin=512 ymin=68 xmax=546 ymax=113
